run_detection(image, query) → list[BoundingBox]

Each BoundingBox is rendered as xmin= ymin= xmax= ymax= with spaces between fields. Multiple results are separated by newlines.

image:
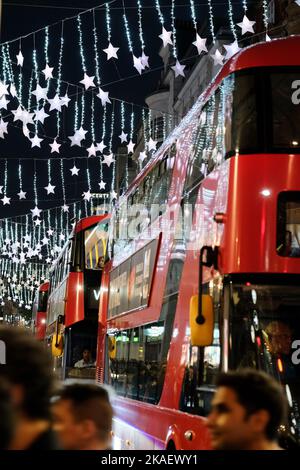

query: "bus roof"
xmin=39 ymin=281 xmax=49 ymax=292
xmin=122 ymin=36 xmax=300 ymax=199
xmin=74 ymin=214 xmax=110 ymax=234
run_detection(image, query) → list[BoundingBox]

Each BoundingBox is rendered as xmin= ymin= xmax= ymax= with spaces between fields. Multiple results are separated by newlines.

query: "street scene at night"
xmin=1 ymin=0 xmax=300 ymax=460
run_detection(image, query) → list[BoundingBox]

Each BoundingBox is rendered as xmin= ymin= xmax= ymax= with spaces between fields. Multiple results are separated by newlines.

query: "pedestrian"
xmin=52 ymin=383 xmax=113 ymax=450
xmin=207 ymin=369 xmax=287 ymax=450
xmin=0 ymin=326 xmax=59 ymax=449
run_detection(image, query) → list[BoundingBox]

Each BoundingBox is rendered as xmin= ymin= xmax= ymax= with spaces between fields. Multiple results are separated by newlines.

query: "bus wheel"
xmin=166 ymin=440 xmax=176 ymax=451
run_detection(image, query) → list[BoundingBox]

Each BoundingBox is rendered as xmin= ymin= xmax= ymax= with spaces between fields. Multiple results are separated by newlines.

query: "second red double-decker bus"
xmin=46 ymin=214 xmax=110 ymax=381
xmin=97 ymin=36 xmax=300 ymax=449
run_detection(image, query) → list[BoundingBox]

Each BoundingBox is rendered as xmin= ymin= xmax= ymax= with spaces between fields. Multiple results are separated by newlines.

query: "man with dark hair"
xmin=0 ymin=326 xmax=59 ymax=449
xmin=52 ymin=383 xmax=113 ymax=450
xmin=207 ymin=369 xmax=287 ymax=450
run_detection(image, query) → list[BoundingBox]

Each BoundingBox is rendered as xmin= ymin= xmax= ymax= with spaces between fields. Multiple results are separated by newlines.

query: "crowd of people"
xmin=0 ymin=326 xmax=294 ymax=450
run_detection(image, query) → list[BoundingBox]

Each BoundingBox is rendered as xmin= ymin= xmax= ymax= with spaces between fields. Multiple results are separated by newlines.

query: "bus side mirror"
xmin=51 ymin=334 xmax=64 ymax=357
xmin=189 ymin=294 xmax=214 ymax=347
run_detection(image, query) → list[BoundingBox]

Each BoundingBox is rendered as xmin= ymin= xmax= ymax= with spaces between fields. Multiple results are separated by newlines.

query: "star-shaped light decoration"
xmin=80 ymin=73 xmax=96 ymax=90
xmin=42 ymin=64 xmax=54 ymax=80
xmin=87 ymin=143 xmax=97 ymax=157
xmin=110 ymin=190 xmax=118 ymax=200
xmin=32 ymin=84 xmax=48 ymax=101
xmin=138 ymin=151 xmax=147 ymax=163
xmin=48 ymin=94 xmax=62 ymax=112
xmin=1 ymin=195 xmax=10 ymax=205
xmin=0 ymin=82 xmax=9 ymax=98
xmin=69 ymin=133 xmax=83 ymax=147
xmin=24 ymin=234 xmax=31 ymax=242
xmin=34 ymin=107 xmax=49 ymax=124
xmin=171 ymin=60 xmax=186 ymax=78
xmin=16 ymin=50 xmax=24 ymax=67
xmin=103 ymin=153 xmax=115 ymax=167
xmin=31 ymin=134 xmax=43 ymax=148
xmin=99 ymin=180 xmax=106 ymax=190
xmin=50 ymin=139 xmax=61 ymax=153
xmin=127 ymin=140 xmax=135 ymax=154
xmin=96 ymin=141 xmax=106 ymax=153
xmin=224 ymin=40 xmax=241 ymax=60
xmin=21 ymin=109 xmax=35 ymax=126
xmin=10 ymin=84 xmax=17 ymax=98
xmin=31 ymin=206 xmax=42 ymax=218
xmin=97 ymin=88 xmax=111 ymax=107
xmin=210 ymin=49 xmax=224 ymax=66
xmin=42 ymin=236 xmax=49 ymax=245
xmin=59 ymin=234 xmax=65 ymax=241
xmin=266 ymin=34 xmax=271 ymax=42
xmin=70 ymin=165 xmax=80 ymax=176
xmin=237 ymin=15 xmax=256 ymax=35
xmin=133 ymin=55 xmax=144 ymax=75
xmin=103 ymin=42 xmax=119 ymax=60
xmin=83 ymin=190 xmax=92 ymax=201
xmin=12 ymin=106 xmax=23 ymax=122
xmin=17 ymin=190 xmax=26 ymax=200
xmin=119 ymin=131 xmax=128 ymax=143
xmin=61 ymin=93 xmax=71 ymax=107
xmin=147 ymin=137 xmax=157 ymax=152
xmin=46 ymin=257 xmax=51 ymax=263
xmin=0 ymin=96 xmax=10 ymax=110
xmin=193 ymin=34 xmax=208 ymax=55
xmin=47 ymin=228 xmax=54 ymax=236
xmin=0 ymin=119 xmax=8 ymax=139
xmin=159 ymin=27 xmax=173 ymax=48
xmin=34 ymin=219 xmax=41 ymax=226
xmin=141 ymin=51 xmax=149 ymax=68
xmin=78 ymin=126 xmax=88 ymax=139
xmin=44 ymin=183 xmax=56 ymax=195
xmin=62 ymin=204 xmax=69 ymax=212
xmin=23 ymin=126 xmax=30 ymax=139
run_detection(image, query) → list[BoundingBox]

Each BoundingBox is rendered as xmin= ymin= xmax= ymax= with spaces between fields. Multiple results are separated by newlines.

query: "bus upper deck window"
xmin=277 ymin=192 xmax=300 ymax=257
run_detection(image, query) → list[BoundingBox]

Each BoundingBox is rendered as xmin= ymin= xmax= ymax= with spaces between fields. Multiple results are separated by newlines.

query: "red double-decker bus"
xmin=46 ymin=214 xmax=110 ymax=381
xmin=32 ymin=281 xmax=49 ymax=341
xmin=97 ymin=36 xmax=300 ymax=449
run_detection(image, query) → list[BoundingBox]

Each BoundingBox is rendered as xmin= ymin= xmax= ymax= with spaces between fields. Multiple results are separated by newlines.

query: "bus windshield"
xmin=84 ymin=222 xmax=109 ymax=270
xmin=226 ymin=67 xmax=300 ymax=155
xmin=229 ymin=281 xmax=300 ymax=439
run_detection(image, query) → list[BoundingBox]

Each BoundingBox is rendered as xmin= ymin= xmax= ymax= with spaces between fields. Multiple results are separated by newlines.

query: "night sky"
xmin=0 ymin=0 xmax=246 ymax=220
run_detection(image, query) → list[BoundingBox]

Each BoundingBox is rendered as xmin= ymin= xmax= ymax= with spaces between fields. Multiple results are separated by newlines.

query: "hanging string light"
xmin=262 ymin=1 xmax=269 ymax=32
xmin=122 ymin=2 xmax=133 ymax=54
xmin=57 ymin=22 xmax=64 ymax=136
xmin=190 ymin=0 xmax=197 ymax=31
xmin=242 ymin=0 xmax=248 ymax=13
xmin=171 ymin=0 xmax=177 ymax=59
xmin=227 ymin=1 xmax=237 ymax=41
xmin=93 ymin=10 xmax=101 ymax=86
xmin=105 ymin=3 xmax=112 ymax=42
xmin=109 ymin=101 xmax=116 ymax=197
xmin=137 ymin=0 xmax=145 ymax=53
xmin=207 ymin=0 xmax=216 ymax=43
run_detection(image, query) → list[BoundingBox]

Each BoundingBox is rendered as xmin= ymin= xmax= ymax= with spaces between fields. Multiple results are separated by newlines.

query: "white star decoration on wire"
xmin=34 ymin=107 xmax=49 ymax=124
xmin=80 ymin=73 xmax=96 ymax=90
xmin=50 ymin=139 xmax=61 ymax=153
xmin=70 ymin=165 xmax=80 ymax=176
xmin=16 ymin=50 xmax=24 ymax=67
xmin=31 ymin=135 xmax=43 ymax=148
xmin=210 ymin=49 xmax=224 ymax=66
xmin=1 ymin=195 xmax=10 ymax=205
xmin=62 ymin=204 xmax=69 ymax=212
xmin=103 ymin=153 xmax=115 ymax=167
xmin=97 ymin=88 xmax=111 ymax=106
xmin=159 ymin=27 xmax=173 ymax=48
xmin=119 ymin=131 xmax=128 ymax=143
xmin=32 ymin=84 xmax=48 ymax=101
xmin=171 ymin=60 xmax=186 ymax=78
xmin=99 ymin=180 xmax=106 ymax=190
xmin=127 ymin=140 xmax=135 ymax=154
xmin=193 ymin=34 xmax=208 ymax=55
xmin=0 ymin=96 xmax=10 ymax=109
xmin=96 ymin=141 xmax=106 ymax=153
xmin=83 ymin=190 xmax=92 ymax=201
xmin=224 ymin=40 xmax=241 ymax=60
xmin=61 ymin=93 xmax=71 ymax=107
xmin=133 ymin=55 xmax=144 ymax=75
xmin=42 ymin=63 xmax=54 ymax=80
xmin=237 ymin=15 xmax=256 ymax=35
xmin=103 ymin=42 xmax=119 ymax=60
xmin=48 ymin=94 xmax=62 ymax=112
xmin=31 ymin=206 xmax=42 ymax=218
xmin=138 ymin=151 xmax=147 ymax=163
xmin=87 ymin=143 xmax=97 ymax=157
xmin=141 ymin=51 xmax=149 ymax=68
xmin=17 ymin=190 xmax=26 ymax=200
xmin=44 ymin=183 xmax=55 ymax=195
xmin=0 ymin=82 xmax=9 ymax=98
xmin=147 ymin=137 xmax=157 ymax=152
xmin=0 ymin=119 xmax=8 ymax=139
